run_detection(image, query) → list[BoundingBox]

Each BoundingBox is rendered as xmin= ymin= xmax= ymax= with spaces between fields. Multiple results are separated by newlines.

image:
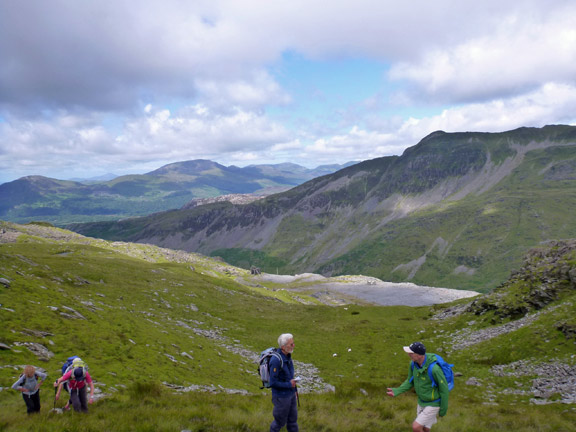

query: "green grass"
xmin=1 ymin=384 xmax=575 ymax=431
xmin=1 ymin=221 xmax=576 ymax=431
xmin=209 ymin=248 xmax=288 ymax=274
xmin=314 ymin=181 xmax=576 ymax=292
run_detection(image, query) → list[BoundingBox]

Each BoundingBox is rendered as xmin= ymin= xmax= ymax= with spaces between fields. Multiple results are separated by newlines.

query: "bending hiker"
xmin=55 ymin=358 xmax=94 ymax=413
xmin=11 ymin=365 xmax=47 ymax=414
xmin=387 ymin=342 xmax=449 ymax=432
xmin=269 ymin=333 xmax=299 ymax=432
xmin=57 ymin=355 xmax=80 ymax=411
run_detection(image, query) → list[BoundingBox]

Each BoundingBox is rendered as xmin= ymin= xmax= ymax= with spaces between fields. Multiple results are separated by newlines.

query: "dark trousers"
xmin=22 ymin=391 xmax=41 ymax=414
xmin=270 ymin=393 xmax=298 ymax=432
xmin=70 ymin=387 xmax=88 ymax=413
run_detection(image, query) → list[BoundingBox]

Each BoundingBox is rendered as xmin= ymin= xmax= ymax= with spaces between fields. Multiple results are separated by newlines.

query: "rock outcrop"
xmin=468 ymin=239 xmax=576 ymax=321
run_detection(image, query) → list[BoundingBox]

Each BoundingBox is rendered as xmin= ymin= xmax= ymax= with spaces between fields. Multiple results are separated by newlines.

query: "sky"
xmin=1 ymin=0 xmax=576 ymax=184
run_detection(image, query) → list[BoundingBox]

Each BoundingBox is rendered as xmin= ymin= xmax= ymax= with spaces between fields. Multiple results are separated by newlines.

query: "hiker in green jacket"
xmin=387 ymin=342 xmax=449 ymax=432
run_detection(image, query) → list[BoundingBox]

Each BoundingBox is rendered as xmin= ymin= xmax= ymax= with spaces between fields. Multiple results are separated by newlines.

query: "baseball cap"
xmin=403 ymin=342 xmax=426 ymax=355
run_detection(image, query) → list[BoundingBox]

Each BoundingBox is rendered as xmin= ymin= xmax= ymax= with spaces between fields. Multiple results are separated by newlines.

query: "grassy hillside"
xmin=1 ymin=221 xmax=575 ymax=431
xmin=315 ymin=145 xmax=576 ymax=292
xmin=68 ymin=125 xmax=576 ymax=292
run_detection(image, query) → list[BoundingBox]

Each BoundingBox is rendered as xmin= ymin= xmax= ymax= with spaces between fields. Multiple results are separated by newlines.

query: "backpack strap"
xmin=427 ymin=361 xmax=439 ymax=388
xmin=408 ymin=356 xmax=427 ymax=383
xmin=17 ymin=373 xmax=39 ymax=386
xmin=271 ymin=349 xmax=283 ymax=369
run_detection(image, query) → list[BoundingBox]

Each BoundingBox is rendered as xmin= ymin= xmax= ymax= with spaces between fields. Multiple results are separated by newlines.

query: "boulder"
xmin=15 ymin=342 xmax=54 ymax=361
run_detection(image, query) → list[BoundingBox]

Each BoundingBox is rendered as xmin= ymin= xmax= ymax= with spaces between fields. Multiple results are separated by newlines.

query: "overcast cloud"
xmin=1 ymin=0 xmax=575 ymax=182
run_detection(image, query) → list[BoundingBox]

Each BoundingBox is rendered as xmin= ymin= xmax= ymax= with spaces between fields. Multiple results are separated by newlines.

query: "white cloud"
xmin=130 ymin=104 xmax=290 ymax=152
xmin=389 ymin=5 xmax=576 ymax=102
xmin=1 ymin=0 xmax=576 ymax=182
xmin=0 ymin=104 xmax=293 ymax=178
xmin=195 ymin=71 xmax=292 ymax=111
xmin=2 ymin=0 xmax=567 ymax=113
xmin=2 ymin=82 xmax=576 ymax=180
xmin=308 ymin=126 xmax=399 ymax=158
xmin=294 ymin=82 xmax=576 ymax=164
xmin=401 ymin=83 xmax=576 ymax=137
xmin=271 ymin=140 xmax=303 ymax=152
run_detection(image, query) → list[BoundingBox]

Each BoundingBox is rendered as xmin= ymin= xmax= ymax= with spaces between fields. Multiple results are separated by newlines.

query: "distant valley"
xmin=0 ymin=160 xmax=356 ymax=224
xmin=69 ymin=125 xmax=576 ymax=292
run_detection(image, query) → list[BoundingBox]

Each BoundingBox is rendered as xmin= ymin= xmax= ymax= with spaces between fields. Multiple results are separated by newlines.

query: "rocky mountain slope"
xmin=181 ymin=193 xmax=270 ymax=209
xmin=69 ymin=125 xmax=576 ymax=292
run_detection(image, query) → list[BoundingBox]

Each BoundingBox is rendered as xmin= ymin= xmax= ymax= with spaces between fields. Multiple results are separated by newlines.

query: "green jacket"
xmin=391 ymin=353 xmax=449 ymax=417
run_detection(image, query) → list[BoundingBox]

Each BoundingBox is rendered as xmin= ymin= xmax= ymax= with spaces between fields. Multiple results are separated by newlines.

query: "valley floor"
xmin=251 ymin=272 xmax=480 ymax=306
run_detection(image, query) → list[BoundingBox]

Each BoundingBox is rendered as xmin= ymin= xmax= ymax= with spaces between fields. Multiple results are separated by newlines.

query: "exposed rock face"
xmin=467 ymin=239 xmax=576 ymax=321
xmin=448 ymin=306 xmax=560 ymax=351
xmin=59 ymin=306 xmax=87 ymax=320
xmin=14 ymin=342 xmax=54 ymax=361
xmin=181 ymin=193 xmax=270 ymax=210
xmin=557 ymin=322 xmax=576 ymax=339
xmin=492 ymin=359 xmax=576 ymax=404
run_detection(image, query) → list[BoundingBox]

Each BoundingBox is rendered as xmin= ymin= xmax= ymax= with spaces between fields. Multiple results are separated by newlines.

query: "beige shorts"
xmin=415 ymin=405 xmax=440 ymax=429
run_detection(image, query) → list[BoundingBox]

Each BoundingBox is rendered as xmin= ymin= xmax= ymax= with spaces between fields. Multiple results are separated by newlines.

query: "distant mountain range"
xmin=68 ymin=125 xmax=576 ymax=292
xmin=68 ymin=173 xmax=119 ymax=183
xmin=0 ymin=160 xmax=357 ymax=224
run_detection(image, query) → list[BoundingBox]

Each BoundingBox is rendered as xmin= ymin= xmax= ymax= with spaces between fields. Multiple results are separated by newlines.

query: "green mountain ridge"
xmin=1 ymin=221 xmax=575 ymax=431
xmin=69 ymin=125 xmax=576 ymax=292
xmin=0 ymin=160 xmax=355 ymax=225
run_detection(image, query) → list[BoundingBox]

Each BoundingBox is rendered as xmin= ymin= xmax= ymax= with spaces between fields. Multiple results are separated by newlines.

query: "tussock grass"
xmin=1 ymin=390 xmax=575 ymax=431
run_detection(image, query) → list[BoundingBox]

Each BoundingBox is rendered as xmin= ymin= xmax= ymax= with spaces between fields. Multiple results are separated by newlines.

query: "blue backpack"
xmin=411 ymin=354 xmax=455 ymax=391
xmin=61 ymin=356 xmax=79 ymax=375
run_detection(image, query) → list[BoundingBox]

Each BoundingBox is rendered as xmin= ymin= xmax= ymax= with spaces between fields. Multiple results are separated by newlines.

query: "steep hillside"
xmin=0 ymin=160 xmax=352 ymax=225
xmin=1 ymin=222 xmax=575 ymax=431
xmin=69 ymin=125 xmax=576 ymax=292
xmin=428 ymin=239 xmax=576 ymax=406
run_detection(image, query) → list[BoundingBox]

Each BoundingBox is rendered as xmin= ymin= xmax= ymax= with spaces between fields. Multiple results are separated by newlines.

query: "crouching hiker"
xmin=55 ymin=358 xmax=94 ymax=413
xmin=387 ymin=342 xmax=450 ymax=432
xmin=269 ymin=333 xmax=299 ymax=432
xmin=12 ymin=365 xmax=47 ymax=414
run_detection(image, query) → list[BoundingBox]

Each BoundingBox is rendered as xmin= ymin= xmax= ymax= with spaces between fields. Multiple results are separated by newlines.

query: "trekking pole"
xmin=49 ymin=381 xmax=58 ymax=413
xmin=296 ymin=387 xmax=300 ymax=408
